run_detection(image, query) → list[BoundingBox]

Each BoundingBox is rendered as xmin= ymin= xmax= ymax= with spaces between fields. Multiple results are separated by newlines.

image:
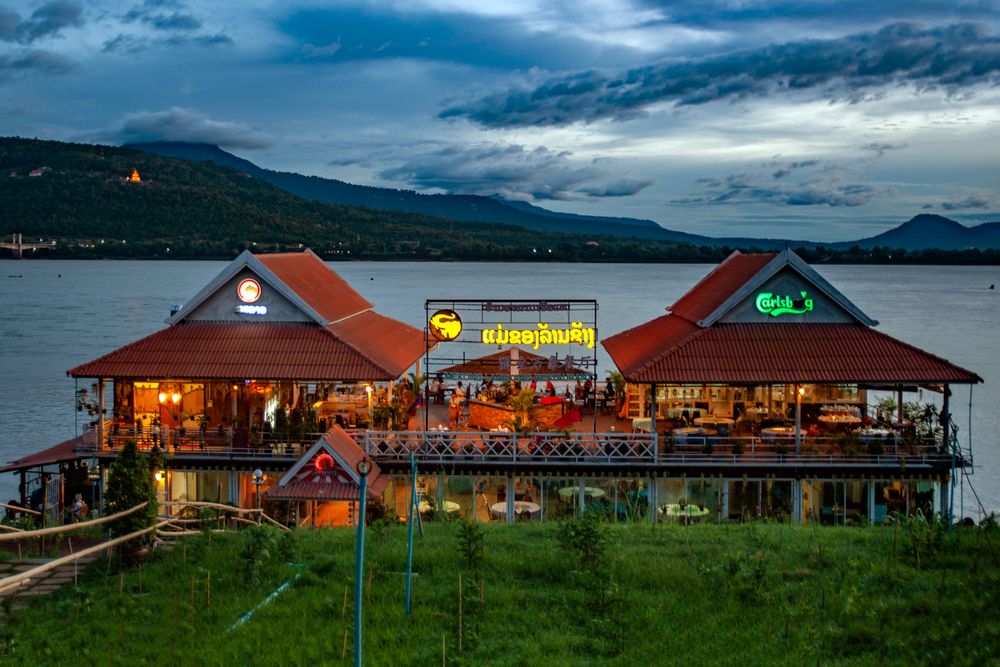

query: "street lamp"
xmin=252 ymin=468 xmax=264 ymax=510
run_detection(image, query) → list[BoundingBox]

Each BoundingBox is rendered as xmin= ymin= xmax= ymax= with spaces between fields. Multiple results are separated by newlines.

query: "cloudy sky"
xmin=2 ymin=0 xmax=999 ymax=241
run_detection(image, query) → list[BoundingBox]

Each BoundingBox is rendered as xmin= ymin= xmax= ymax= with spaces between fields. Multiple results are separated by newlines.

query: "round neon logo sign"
xmin=429 ymin=309 xmax=462 ymax=341
xmin=237 ymin=278 xmax=261 ymax=303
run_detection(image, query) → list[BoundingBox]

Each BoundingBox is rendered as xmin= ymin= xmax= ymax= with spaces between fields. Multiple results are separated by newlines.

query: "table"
xmin=418 ymin=500 xmax=461 ymax=514
xmin=760 ymin=426 xmax=797 ymax=441
xmin=817 ymin=414 xmax=862 ymax=426
xmin=658 ymin=503 xmax=711 ymax=519
xmin=673 ymin=427 xmax=706 ymax=443
xmin=632 ymin=417 xmax=652 ymax=433
xmin=557 ymin=486 xmax=607 ymax=500
xmin=489 ymin=501 xmax=541 ymax=518
xmin=694 ymin=416 xmax=734 ymax=426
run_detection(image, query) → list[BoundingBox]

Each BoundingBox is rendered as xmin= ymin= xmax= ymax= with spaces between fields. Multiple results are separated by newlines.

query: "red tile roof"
xmin=605 ymin=322 xmax=981 ymax=384
xmin=68 ymin=321 xmax=417 ymax=380
xmin=328 ymin=310 xmax=426 ymax=380
xmin=257 ymin=251 xmax=372 ymax=323
xmin=437 ymin=347 xmax=589 ymax=378
xmin=668 ymin=251 xmax=775 ymax=323
xmin=0 ymin=435 xmax=85 ymax=473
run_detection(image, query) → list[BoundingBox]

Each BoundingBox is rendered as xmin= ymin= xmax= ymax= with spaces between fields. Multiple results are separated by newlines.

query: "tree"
xmin=105 ymin=439 xmax=158 ymax=549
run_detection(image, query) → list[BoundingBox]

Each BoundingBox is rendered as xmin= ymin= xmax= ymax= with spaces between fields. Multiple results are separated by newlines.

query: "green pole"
xmin=405 ymin=451 xmax=418 ymax=616
xmin=354 ymin=461 xmax=369 ymax=667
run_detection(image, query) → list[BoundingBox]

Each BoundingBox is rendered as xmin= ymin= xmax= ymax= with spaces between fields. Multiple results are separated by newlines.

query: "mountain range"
xmin=126 ymin=141 xmax=1000 ymax=251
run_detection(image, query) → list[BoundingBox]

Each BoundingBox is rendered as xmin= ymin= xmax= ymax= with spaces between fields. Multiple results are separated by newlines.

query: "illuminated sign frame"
xmin=237 ymin=278 xmax=262 ymax=303
xmin=429 ymin=309 xmax=463 ymax=341
xmin=755 ymin=291 xmax=814 ymax=317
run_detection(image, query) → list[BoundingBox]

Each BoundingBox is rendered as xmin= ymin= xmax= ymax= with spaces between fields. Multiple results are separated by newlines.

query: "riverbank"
xmin=2 ymin=520 xmax=998 ymax=664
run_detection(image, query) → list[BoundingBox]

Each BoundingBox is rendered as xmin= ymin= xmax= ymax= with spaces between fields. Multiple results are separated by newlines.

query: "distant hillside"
xmin=0 ymin=137 xmax=730 ymax=261
xmin=126 ymin=141 xmax=805 ymax=249
xmin=828 ymin=214 xmax=1000 ymax=251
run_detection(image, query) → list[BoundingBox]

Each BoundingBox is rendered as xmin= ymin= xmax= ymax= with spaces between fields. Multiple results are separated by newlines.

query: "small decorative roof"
xmin=266 ymin=426 xmax=386 ymax=502
xmin=437 ymin=347 xmax=590 ymax=381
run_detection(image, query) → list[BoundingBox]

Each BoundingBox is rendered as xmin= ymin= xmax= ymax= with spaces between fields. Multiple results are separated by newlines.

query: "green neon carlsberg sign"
xmin=755 ymin=291 xmax=814 ymax=317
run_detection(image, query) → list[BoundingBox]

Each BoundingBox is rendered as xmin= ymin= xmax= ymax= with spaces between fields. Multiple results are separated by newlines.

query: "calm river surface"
xmin=1 ymin=261 xmax=997 ymax=516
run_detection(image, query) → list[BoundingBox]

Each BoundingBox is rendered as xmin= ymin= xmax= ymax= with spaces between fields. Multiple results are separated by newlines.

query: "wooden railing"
xmin=76 ymin=425 xmax=959 ymax=468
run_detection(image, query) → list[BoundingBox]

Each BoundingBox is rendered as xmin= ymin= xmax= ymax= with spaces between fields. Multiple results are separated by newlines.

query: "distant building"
xmin=129 ymin=169 xmax=141 ymax=182
xmin=28 ymin=169 xmax=44 ymax=177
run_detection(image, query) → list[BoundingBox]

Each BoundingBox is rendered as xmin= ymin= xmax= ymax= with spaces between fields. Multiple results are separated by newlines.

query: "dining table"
xmin=489 ymin=501 xmax=541 ymax=518
xmin=760 ymin=426 xmax=797 ymax=441
xmin=557 ymin=486 xmax=606 ymax=501
xmin=418 ymin=500 xmax=461 ymax=514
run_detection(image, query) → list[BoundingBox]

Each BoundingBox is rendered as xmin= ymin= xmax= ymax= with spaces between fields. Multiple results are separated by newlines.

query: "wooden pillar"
xmin=941 ymin=384 xmax=951 ymax=449
xmin=97 ymin=379 xmax=105 ymax=451
xmin=650 ymin=383 xmax=658 ymax=455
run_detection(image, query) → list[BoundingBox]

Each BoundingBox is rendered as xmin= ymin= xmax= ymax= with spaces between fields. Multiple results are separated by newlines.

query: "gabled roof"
xmin=70 ymin=250 xmax=425 ymax=381
xmin=267 ymin=427 xmax=386 ymax=501
xmin=166 ymin=250 xmax=330 ymax=326
xmin=668 ymin=250 xmax=877 ymax=327
xmin=603 ymin=250 xmax=980 ymax=385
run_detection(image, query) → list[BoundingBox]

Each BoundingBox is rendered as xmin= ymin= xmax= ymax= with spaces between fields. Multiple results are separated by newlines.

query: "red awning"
xmin=0 ymin=435 xmax=86 ymax=473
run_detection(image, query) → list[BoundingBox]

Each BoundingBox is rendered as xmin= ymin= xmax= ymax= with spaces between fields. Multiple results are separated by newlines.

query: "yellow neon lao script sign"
xmin=429 ymin=309 xmax=463 ymax=341
xmin=755 ymin=291 xmax=814 ymax=317
xmin=481 ymin=322 xmax=596 ymax=350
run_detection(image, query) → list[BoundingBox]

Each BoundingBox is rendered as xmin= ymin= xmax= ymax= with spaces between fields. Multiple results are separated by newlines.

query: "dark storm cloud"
xmin=0 ymin=1 xmax=83 ymax=44
xmin=441 ymin=22 xmax=1000 ymax=128
xmin=0 ymin=48 xmax=75 ymax=79
xmin=941 ymin=196 xmax=992 ymax=210
xmin=123 ymin=0 xmax=200 ymax=31
xmin=114 ymin=107 xmax=274 ymax=149
xmin=860 ymin=142 xmax=907 ymax=157
xmin=635 ymin=1 xmax=997 ymax=29
xmin=378 ymin=143 xmax=651 ymax=201
xmin=102 ymin=30 xmax=231 ymax=54
xmin=772 ymin=160 xmax=819 ymax=179
xmin=674 ymin=172 xmax=885 ymax=208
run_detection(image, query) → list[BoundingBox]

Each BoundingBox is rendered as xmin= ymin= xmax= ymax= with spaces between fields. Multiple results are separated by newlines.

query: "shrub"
xmin=455 ymin=519 xmax=485 ymax=572
xmin=104 ymin=439 xmax=158 ymax=547
xmin=558 ymin=511 xmax=607 ymax=571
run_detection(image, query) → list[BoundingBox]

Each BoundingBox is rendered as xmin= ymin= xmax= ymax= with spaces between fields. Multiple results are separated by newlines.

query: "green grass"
xmin=2 ymin=520 xmax=999 ymax=666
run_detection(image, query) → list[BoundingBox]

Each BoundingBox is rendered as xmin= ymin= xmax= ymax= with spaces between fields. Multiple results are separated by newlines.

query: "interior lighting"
xmin=171 ymin=392 xmax=181 ymax=404
xmin=158 ymin=392 xmax=167 ymax=403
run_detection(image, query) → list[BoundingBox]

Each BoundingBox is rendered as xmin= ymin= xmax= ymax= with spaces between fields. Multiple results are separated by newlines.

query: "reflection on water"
xmin=1 ymin=260 xmax=997 ymax=515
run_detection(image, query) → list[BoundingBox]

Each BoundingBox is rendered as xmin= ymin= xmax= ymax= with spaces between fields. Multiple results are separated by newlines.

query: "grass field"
xmin=2 ymin=516 xmax=999 ymax=666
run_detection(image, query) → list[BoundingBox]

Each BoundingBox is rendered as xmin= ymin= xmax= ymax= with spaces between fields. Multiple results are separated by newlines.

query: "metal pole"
xmin=404 ymin=452 xmax=417 ymax=616
xmin=353 ymin=461 xmax=369 ymax=667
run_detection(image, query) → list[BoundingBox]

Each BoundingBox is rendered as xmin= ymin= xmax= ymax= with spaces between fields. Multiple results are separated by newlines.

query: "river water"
xmin=1 ymin=261 xmax=996 ymax=515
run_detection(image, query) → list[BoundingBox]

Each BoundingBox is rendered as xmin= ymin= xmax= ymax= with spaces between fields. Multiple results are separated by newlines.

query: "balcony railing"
xmin=78 ymin=424 xmax=961 ymax=468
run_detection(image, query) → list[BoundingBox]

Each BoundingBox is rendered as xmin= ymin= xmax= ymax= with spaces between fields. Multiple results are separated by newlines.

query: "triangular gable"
xmin=277 ymin=426 xmax=382 ymax=489
xmin=166 ymin=250 xmax=329 ymax=326
xmin=695 ymin=249 xmax=877 ymax=328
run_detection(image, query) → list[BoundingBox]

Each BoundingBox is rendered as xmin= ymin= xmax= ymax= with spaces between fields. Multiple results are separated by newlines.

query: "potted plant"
xmin=105 ymin=439 xmax=158 ymax=566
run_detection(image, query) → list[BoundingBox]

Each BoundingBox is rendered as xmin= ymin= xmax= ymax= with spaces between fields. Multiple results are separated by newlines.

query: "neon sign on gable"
xmin=755 ymin=291 xmax=814 ymax=317
xmin=481 ymin=322 xmax=596 ymax=350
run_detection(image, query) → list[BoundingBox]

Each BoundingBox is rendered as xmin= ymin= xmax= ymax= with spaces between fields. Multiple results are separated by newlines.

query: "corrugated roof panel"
xmin=617 ymin=322 xmax=981 ymax=384
xmin=668 ymin=251 xmax=775 ymax=323
xmin=68 ymin=322 xmax=398 ymax=380
xmin=257 ymin=251 xmax=372 ymax=323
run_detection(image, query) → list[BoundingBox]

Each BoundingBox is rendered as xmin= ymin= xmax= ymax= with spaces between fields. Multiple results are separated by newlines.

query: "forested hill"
xmin=0 ymin=137 xmax=727 ymax=261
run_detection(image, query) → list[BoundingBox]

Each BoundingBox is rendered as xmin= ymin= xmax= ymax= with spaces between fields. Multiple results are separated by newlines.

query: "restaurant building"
xmin=2 ymin=249 xmax=425 ymax=526
xmin=1 ymin=249 xmax=982 ymax=528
